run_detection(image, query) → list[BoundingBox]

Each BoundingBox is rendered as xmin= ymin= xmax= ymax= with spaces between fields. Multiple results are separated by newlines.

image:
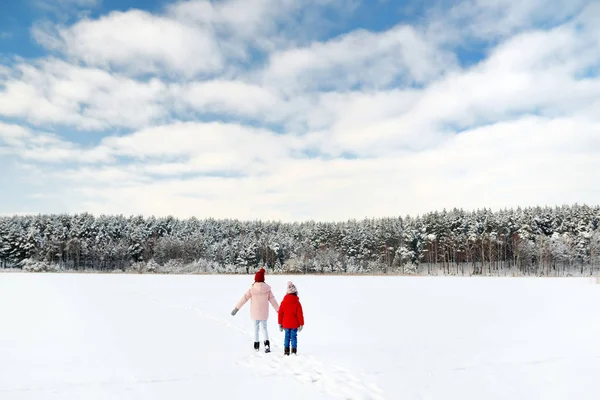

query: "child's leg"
xmin=291 ymin=328 xmax=298 ymax=351
xmin=283 ymin=329 xmax=291 ymax=355
xmin=253 ymin=320 xmax=260 ymax=342
xmin=260 ymin=320 xmax=271 ymax=352
xmin=260 ymin=320 xmax=269 ymax=341
xmin=284 ymin=329 xmax=291 ymax=348
xmin=252 ymin=320 xmax=260 ymax=350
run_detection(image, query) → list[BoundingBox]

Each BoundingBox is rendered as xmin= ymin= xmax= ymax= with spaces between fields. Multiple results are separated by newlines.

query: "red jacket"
xmin=278 ymin=294 xmax=304 ymax=329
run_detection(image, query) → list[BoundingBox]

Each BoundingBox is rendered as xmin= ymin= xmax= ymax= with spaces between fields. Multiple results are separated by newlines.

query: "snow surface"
xmin=1 ymin=273 xmax=600 ymax=400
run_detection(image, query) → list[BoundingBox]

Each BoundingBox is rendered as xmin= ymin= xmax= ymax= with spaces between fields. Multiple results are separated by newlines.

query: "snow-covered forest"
xmin=1 ymin=204 xmax=600 ymax=276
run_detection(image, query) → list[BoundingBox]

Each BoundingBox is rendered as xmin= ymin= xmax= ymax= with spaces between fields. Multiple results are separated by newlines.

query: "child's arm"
xmin=297 ymin=302 xmax=304 ymax=327
xmin=268 ymin=290 xmax=280 ymax=312
xmin=278 ymin=299 xmax=284 ymax=326
xmin=234 ymin=288 xmax=252 ymax=311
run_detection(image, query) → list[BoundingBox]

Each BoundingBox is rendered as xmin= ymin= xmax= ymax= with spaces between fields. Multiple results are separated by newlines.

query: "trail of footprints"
xmin=139 ymin=294 xmax=386 ymax=400
xmin=238 ymin=351 xmax=386 ymax=400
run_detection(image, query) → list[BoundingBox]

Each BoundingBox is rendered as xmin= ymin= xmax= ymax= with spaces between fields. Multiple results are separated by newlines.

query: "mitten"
xmin=231 ymin=308 xmax=238 ymax=316
xmin=298 ymin=325 xmax=303 ymax=332
xmin=279 ymin=324 xmax=283 ymax=332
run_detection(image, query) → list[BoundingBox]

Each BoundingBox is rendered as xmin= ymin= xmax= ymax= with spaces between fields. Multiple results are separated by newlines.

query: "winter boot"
xmin=291 ymin=348 xmax=297 ymax=355
xmin=264 ymin=340 xmax=271 ymax=353
xmin=253 ymin=342 xmax=260 ymax=351
xmin=284 ymin=347 xmax=290 ymax=356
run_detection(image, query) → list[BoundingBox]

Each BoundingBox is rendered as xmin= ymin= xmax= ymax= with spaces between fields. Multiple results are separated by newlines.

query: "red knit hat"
xmin=254 ymin=268 xmax=265 ymax=282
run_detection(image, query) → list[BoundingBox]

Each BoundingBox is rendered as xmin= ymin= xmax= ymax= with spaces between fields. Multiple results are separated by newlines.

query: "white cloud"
xmin=98 ymin=121 xmax=297 ymax=178
xmin=33 ymin=9 xmax=223 ymax=77
xmin=483 ymin=24 xmax=599 ymax=74
xmin=61 ymin=165 xmax=151 ymax=186
xmin=37 ymin=0 xmax=100 ymax=7
xmin=295 ymin=19 xmax=600 ymax=158
xmin=168 ymin=0 xmax=356 ymax=51
xmin=65 ymin=0 xmax=100 ymax=5
xmin=262 ymin=24 xmax=456 ymax=93
xmin=425 ymin=0 xmax=589 ymax=44
xmin=0 ymin=59 xmax=170 ymax=130
xmin=407 ymin=116 xmax=600 ymax=213
xmin=410 ymin=25 xmax=600 ymax=128
xmin=31 ymin=0 xmax=356 ymax=79
xmin=32 ymin=0 xmax=102 ymax=21
xmin=0 ymin=122 xmax=112 ymax=163
xmin=170 ymin=80 xmax=280 ymax=120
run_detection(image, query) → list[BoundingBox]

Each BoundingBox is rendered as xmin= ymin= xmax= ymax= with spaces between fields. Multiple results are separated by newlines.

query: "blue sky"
xmin=0 ymin=0 xmax=599 ymax=221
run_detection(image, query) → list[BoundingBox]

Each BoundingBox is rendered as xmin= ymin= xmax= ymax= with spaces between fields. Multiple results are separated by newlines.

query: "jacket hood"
xmin=283 ymin=293 xmax=299 ymax=302
xmin=253 ymin=282 xmax=272 ymax=293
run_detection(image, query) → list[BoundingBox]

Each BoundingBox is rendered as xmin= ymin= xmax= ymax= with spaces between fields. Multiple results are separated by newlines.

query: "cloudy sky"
xmin=0 ymin=0 xmax=599 ymax=222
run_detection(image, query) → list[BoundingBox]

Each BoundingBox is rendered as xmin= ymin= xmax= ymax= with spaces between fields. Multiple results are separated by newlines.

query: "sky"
xmin=0 ymin=0 xmax=599 ymax=222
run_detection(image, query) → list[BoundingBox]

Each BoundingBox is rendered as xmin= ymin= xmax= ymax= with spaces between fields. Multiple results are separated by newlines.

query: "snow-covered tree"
xmin=1 ymin=204 xmax=599 ymax=276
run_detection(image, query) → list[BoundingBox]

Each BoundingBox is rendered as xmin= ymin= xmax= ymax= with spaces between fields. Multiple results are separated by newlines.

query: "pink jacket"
xmin=235 ymin=282 xmax=279 ymax=321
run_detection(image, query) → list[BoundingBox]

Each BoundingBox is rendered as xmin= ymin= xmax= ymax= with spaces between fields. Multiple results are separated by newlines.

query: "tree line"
xmin=1 ymin=204 xmax=599 ymax=276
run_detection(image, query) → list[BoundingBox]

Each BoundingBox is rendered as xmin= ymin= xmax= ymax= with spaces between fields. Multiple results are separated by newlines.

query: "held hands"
xmin=279 ymin=325 xmax=303 ymax=332
xmin=231 ymin=308 xmax=239 ymax=316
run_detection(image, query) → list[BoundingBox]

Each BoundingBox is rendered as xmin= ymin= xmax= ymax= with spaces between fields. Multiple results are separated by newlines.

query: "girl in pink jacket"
xmin=231 ymin=268 xmax=279 ymax=353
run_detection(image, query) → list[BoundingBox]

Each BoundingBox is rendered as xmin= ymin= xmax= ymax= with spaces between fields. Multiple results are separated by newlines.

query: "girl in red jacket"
xmin=278 ymin=281 xmax=304 ymax=355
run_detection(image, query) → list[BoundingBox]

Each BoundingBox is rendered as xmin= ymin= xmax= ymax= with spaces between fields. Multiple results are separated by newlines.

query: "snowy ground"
xmin=1 ymin=274 xmax=600 ymax=400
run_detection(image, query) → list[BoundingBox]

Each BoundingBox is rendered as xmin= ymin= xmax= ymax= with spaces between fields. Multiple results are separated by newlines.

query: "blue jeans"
xmin=284 ymin=328 xmax=298 ymax=348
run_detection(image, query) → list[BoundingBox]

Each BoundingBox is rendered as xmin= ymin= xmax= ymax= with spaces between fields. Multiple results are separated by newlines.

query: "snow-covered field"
xmin=1 ymin=274 xmax=600 ymax=400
